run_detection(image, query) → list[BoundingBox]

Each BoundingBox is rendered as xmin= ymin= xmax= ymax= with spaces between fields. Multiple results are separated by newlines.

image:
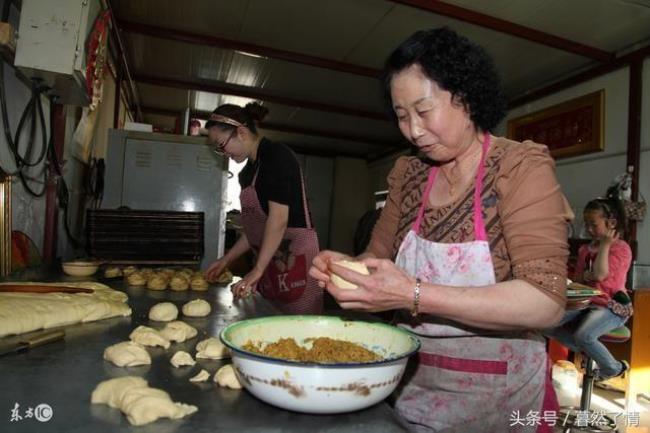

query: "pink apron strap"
xmin=251 ymin=161 xmax=314 ymax=230
xmin=412 ymin=132 xmax=491 ymax=240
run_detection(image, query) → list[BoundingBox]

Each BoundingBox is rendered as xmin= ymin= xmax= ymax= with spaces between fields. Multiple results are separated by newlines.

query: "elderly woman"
xmin=310 ymin=28 xmax=572 ymax=432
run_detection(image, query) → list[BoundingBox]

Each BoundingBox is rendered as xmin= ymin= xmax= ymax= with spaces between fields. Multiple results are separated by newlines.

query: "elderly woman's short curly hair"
xmin=383 ymin=27 xmax=507 ymax=132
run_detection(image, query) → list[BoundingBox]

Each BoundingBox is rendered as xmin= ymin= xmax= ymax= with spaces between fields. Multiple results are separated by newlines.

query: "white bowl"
xmin=220 ymin=315 xmax=420 ymax=414
xmin=62 ymin=261 xmax=99 ymax=277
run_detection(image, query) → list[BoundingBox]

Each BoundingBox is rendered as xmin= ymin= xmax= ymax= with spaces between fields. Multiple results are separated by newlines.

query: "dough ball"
xmin=170 ymin=350 xmax=196 ymax=368
xmin=91 ymin=377 xmax=197 ymax=426
xmin=129 ymin=325 xmax=170 ymax=349
xmin=330 ymin=260 xmax=370 ymax=290
xmin=190 ymin=275 xmax=209 ymax=291
xmin=104 ymin=266 xmax=122 ymax=278
xmin=149 ymin=302 xmax=179 ymax=322
xmin=122 ymin=266 xmax=138 ymax=277
xmin=195 ymin=337 xmax=229 ymax=359
xmin=160 ymin=321 xmax=197 ymax=343
xmin=169 ymin=275 xmax=189 ymax=292
xmin=91 ymin=376 xmax=148 ymax=408
xmin=159 ymin=268 xmax=175 ymax=278
xmin=215 ymin=269 xmax=234 ymax=284
xmin=140 ymin=268 xmax=154 ymax=279
xmin=146 ymin=274 xmax=168 ymax=291
xmin=103 ymin=341 xmax=151 ymax=367
xmin=127 ymin=272 xmax=146 ymax=287
xmin=214 ymin=364 xmax=242 ymax=389
xmin=189 ymin=369 xmax=210 ymax=383
xmin=182 ymin=299 xmax=211 ymax=317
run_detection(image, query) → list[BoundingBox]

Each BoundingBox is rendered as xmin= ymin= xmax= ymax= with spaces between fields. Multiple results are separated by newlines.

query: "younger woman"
xmin=546 ymin=197 xmax=633 ymax=380
xmin=204 ymin=102 xmax=322 ymax=314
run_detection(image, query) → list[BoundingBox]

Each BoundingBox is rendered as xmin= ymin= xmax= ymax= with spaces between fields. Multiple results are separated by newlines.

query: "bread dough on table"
xmin=91 ymin=376 xmax=197 ymax=426
xmin=149 ymin=302 xmax=178 ymax=322
xmin=170 ymin=351 xmax=196 ymax=368
xmin=189 ymin=369 xmax=210 ymax=383
xmin=330 ymin=260 xmax=370 ymax=290
xmin=147 ymin=274 xmax=168 ymax=291
xmin=122 ymin=266 xmax=138 ymax=277
xmin=214 ymin=364 xmax=242 ymax=389
xmin=169 ymin=275 xmax=189 ymax=292
xmin=0 ymin=282 xmax=131 ymax=338
xmin=182 ymin=299 xmax=211 ymax=317
xmin=129 ymin=325 xmax=170 ymax=349
xmin=104 ymin=266 xmax=122 ymax=278
xmin=195 ymin=337 xmax=229 ymax=359
xmin=190 ymin=276 xmax=209 ymax=291
xmin=160 ymin=321 xmax=197 ymax=343
xmin=215 ymin=269 xmax=234 ymax=284
xmin=91 ymin=376 xmax=148 ymax=408
xmin=127 ymin=272 xmax=146 ymax=287
xmin=103 ymin=341 xmax=151 ymax=367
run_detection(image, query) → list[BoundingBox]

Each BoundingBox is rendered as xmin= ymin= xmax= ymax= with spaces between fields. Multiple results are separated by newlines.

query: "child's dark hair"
xmin=584 ymin=196 xmax=627 ymax=236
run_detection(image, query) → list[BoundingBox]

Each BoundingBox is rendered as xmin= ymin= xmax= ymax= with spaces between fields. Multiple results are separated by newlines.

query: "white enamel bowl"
xmin=62 ymin=261 xmax=99 ymax=277
xmin=220 ymin=315 xmax=420 ymax=414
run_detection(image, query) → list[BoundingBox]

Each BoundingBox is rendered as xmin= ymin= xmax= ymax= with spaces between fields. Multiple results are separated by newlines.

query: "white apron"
xmin=393 ymin=134 xmax=557 ymax=433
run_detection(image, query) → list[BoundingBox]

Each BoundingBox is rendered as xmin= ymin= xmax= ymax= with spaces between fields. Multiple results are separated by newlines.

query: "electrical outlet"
xmin=0 ymin=22 xmax=16 ymax=62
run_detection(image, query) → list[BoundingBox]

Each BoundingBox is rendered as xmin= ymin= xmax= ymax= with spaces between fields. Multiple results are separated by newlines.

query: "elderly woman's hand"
xmin=327 ymin=258 xmax=415 ymax=312
xmin=309 ymin=250 xmax=354 ymax=288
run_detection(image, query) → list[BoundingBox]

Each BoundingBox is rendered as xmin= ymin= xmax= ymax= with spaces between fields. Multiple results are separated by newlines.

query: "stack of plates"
xmin=566 ymin=283 xmax=602 ymax=310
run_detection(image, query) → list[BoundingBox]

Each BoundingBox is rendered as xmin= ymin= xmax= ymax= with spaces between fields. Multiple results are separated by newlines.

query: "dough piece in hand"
xmin=182 ymin=299 xmax=211 ymax=317
xmin=103 ymin=341 xmax=151 ymax=367
xmin=160 ymin=321 xmax=197 ymax=343
xmin=104 ymin=266 xmax=122 ymax=278
xmin=189 ymin=369 xmax=210 ymax=383
xmin=190 ymin=275 xmax=209 ymax=291
xmin=330 ymin=260 xmax=370 ymax=290
xmin=195 ymin=337 xmax=229 ymax=359
xmin=170 ymin=351 xmax=196 ymax=368
xmin=215 ymin=269 xmax=234 ymax=284
xmin=146 ymin=274 xmax=167 ymax=291
xmin=149 ymin=302 xmax=178 ymax=322
xmin=170 ymin=275 xmax=189 ymax=292
xmin=214 ymin=364 xmax=242 ymax=389
xmin=127 ymin=271 xmax=146 ymax=287
xmin=91 ymin=377 xmax=197 ymax=426
xmin=129 ymin=325 xmax=171 ymax=349
xmin=122 ymin=266 xmax=138 ymax=277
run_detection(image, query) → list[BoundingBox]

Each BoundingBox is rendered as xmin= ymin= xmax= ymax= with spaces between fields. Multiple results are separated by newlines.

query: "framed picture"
xmin=507 ymin=90 xmax=604 ymax=159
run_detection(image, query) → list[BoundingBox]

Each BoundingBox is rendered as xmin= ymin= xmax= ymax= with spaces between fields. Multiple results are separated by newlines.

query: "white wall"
xmin=504 ymin=65 xmax=649 ymax=264
xmin=637 ymin=58 xmax=650 ymax=264
xmin=1 ymin=62 xmax=50 ymax=256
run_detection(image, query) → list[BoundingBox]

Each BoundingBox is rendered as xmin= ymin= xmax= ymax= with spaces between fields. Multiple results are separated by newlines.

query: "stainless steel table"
xmin=1 ymin=271 xmax=411 ymax=433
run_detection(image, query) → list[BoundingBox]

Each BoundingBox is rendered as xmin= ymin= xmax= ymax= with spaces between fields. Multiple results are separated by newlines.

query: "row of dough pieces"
xmin=106 ymin=266 xmax=210 ymax=291
xmin=92 ymin=299 xmax=241 ymax=426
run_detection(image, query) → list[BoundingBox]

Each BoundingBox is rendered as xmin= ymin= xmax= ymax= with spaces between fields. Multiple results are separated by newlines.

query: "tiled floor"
xmin=554 ymin=382 xmax=649 ymax=432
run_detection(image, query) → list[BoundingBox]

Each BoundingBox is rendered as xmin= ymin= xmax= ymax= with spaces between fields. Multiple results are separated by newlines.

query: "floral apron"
xmin=394 ymin=134 xmax=557 ymax=432
xmin=240 ymin=163 xmax=323 ymax=314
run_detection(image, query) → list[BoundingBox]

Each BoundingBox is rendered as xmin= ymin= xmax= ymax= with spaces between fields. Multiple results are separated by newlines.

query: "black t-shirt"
xmin=238 ymin=138 xmax=308 ymax=228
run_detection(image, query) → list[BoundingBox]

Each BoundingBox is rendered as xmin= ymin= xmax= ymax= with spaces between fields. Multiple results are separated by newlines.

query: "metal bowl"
xmin=220 ymin=315 xmax=420 ymax=414
xmin=62 ymin=261 xmax=99 ymax=277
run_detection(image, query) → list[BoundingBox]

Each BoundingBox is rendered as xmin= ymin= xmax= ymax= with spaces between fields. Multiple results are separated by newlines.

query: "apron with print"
xmin=394 ymin=134 xmax=557 ymax=433
xmin=240 ymin=163 xmax=323 ymax=314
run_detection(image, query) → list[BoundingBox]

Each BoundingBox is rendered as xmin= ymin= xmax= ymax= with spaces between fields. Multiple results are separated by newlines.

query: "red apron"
xmin=393 ymin=134 xmax=558 ymax=432
xmin=240 ymin=162 xmax=323 ymax=314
